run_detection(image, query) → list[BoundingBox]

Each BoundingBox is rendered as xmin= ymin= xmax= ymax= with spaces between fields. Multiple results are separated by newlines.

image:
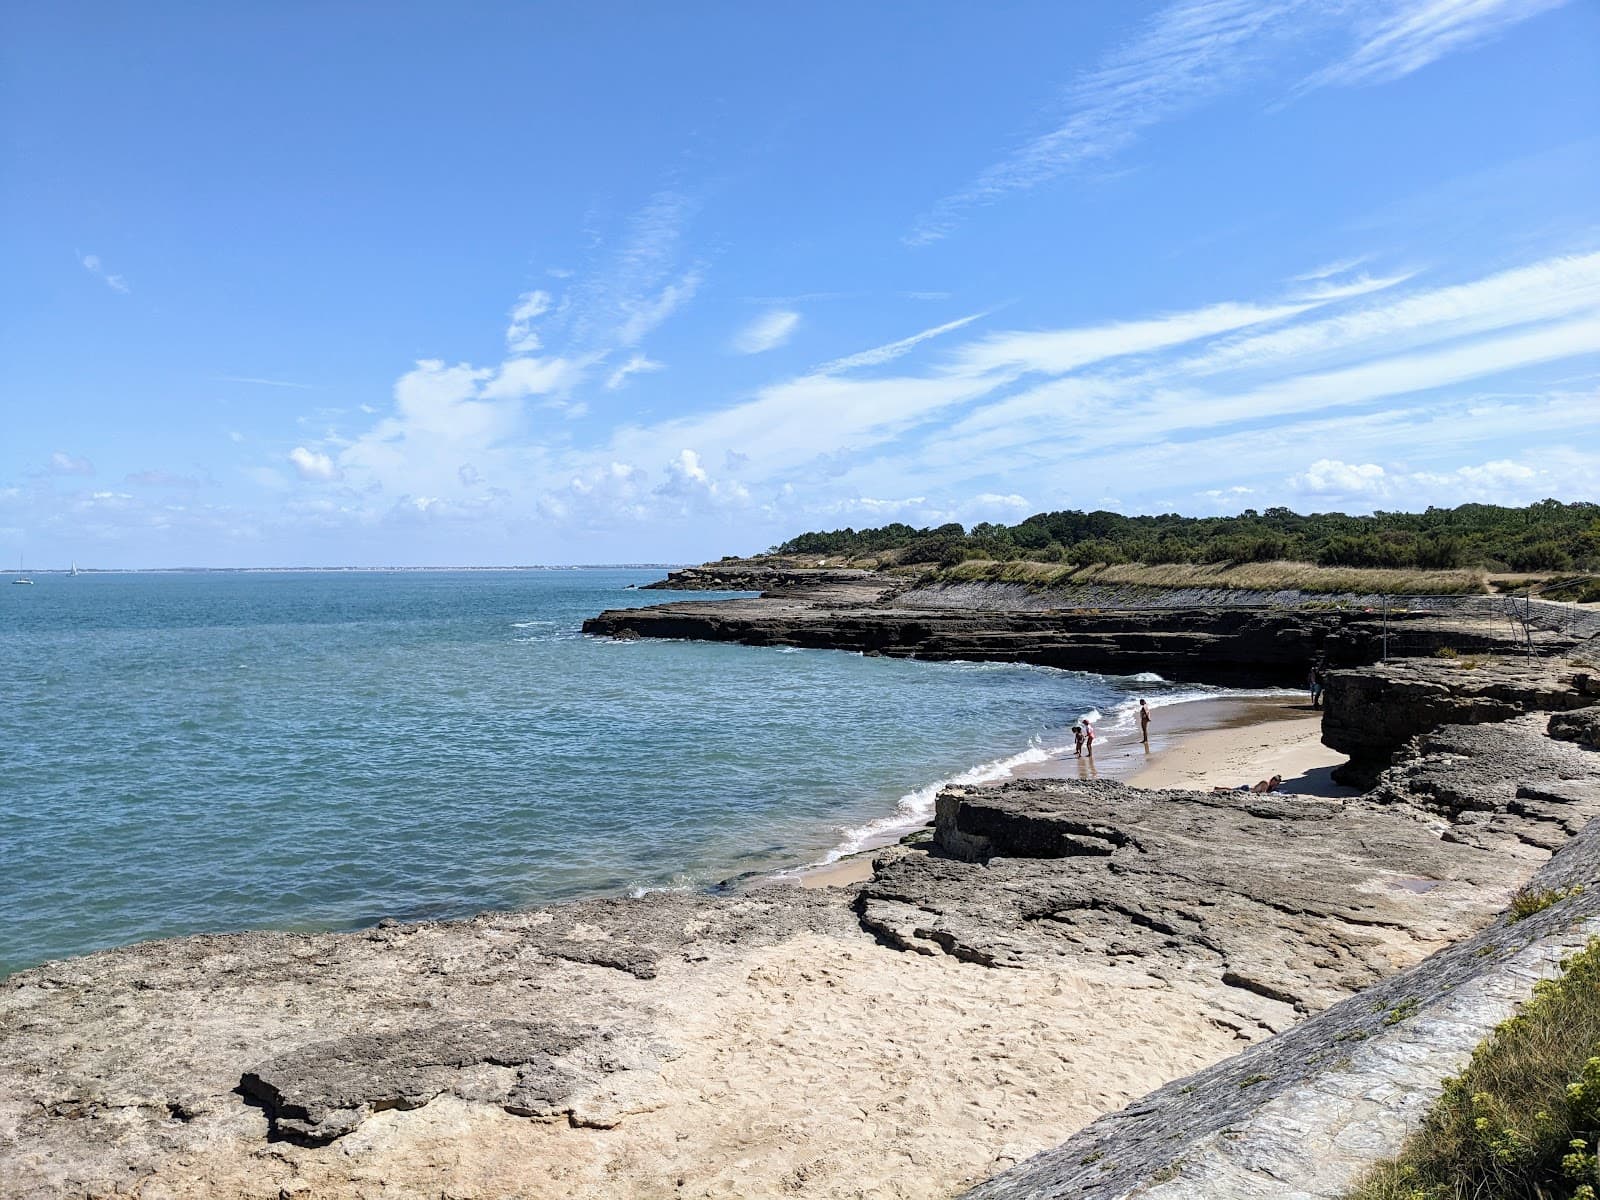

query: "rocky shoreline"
xmin=5 ymin=577 xmax=1600 ymax=1198
xmin=587 ymin=570 xmax=1585 ymax=687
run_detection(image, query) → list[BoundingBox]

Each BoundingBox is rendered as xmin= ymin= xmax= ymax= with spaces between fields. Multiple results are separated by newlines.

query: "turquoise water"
xmin=1 ymin=570 xmax=1192 ymax=977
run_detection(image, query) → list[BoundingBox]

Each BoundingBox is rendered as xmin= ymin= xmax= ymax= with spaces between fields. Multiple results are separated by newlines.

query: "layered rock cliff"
xmin=1322 ymin=656 xmax=1599 ymax=786
xmin=585 ymin=590 xmax=1574 ymax=686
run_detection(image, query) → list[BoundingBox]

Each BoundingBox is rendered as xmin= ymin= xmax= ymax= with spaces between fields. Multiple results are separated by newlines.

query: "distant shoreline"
xmin=8 ymin=564 xmax=691 ymax=575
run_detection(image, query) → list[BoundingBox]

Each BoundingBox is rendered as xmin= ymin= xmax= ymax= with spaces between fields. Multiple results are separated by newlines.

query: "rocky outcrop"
xmin=585 ymin=594 xmax=1568 ymax=687
xmin=961 ymin=749 xmax=1600 ymax=1200
xmin=1323 ymin=657 xmax=1599 ymax=787
xmin=0 ymin=889 xmax=856 ymax=1196
xmin=236 ymin=1019 xmax=649 ymax=1143
xmin=861 ymin=716 xmax=1600 ymax=1020
xmin=1552 ymin=705 xmax=1600 ymax=749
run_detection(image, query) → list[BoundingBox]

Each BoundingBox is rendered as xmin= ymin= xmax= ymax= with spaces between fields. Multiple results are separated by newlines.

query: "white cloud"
xmin=971 ymin=493 xmax=1031 ymax=511
xmin=734 ymin=310 xmax=802 ymax=355
xmin=1281 ymin=452 xmax=1587 ymax=511
xmin=480 ymin=355 xmax=589 ymax=401
xmin=1291 ymin=458 xmax=1388 ymax=495
xmin=289 ymin=447 xmax=340 ymax=482
xmin=506 ymin=290 xmax=552 ymax=353
xmin=48 ymin=451 xmax=94 ymax=476
xmin=606 ymin=354 xmax=664 ymax=390
xmin=1304 ymin=0 xmax=1570 ymax=90
xmin=657 ymin=449 xmax=750 ymax=509
xmin=79 ymin=251 xmax=130 ymax=293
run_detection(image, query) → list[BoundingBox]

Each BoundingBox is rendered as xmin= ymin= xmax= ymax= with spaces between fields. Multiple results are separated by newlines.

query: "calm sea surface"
xmin=1 ymin=570 xmax=1206 ymax=976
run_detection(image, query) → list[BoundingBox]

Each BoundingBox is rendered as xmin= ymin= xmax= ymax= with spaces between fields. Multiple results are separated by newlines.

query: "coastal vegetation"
xmin=932 ymin=558 xmax=1491 ymax=596
xmin=1346 ymin=938 xmax=1600 ymax=1200
xmin=771 ymin=501 xmax=1600 ymax=581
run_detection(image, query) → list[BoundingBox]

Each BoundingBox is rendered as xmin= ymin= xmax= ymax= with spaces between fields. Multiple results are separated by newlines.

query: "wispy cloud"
xmin=606 ymin=354 xmax=665 ymax=390
xmin=817 ymin=312 xmax=988 ymax=375
xmin=908 ymin=0 xmax=1571 ymax=244
xmin=618 ymin=269 xmax=703 ymax=347
xmin=1304 ymin=0 xmax=1570 ymax=90
xmin=506 ymin=290 xmax=553 ymax=353
xmin=48 ymin=451 xmax=94 ymax=476
xmin=949 ymin=298 xmax=1311 ymax=378
xmin=125 ymin=470 xmax=203 ymax=488
xmin=565 ymin=190 xmax=705 ymax=350
xmin=78 ymin=252 xmax=130 ymax=293
xmin=907 ymin=0 xmax=1297 ymax=245
xmin=1294 ymin=255 xmax=1372 ymax=282
xmin=217 ymin=376 xmax=314 ymax=390
xmin=733 ymin=310 xmax=802 ymax=355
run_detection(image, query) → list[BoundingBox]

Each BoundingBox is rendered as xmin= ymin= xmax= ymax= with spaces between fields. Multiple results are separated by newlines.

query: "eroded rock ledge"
xmin=585 ymin=582 xmax=1578 ymax=686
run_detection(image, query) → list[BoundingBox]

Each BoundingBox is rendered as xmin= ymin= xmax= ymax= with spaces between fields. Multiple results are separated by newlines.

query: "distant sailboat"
xmin=70 ymin=561 xmax=80 ymax=576
xmin=13 ymin=555 xmax=33 ymax=585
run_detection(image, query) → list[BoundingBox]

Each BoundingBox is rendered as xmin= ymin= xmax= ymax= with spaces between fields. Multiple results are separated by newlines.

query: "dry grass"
xmin=1508 ymin=884 xmax=1585 ymax=924
xmin=937 ymin=559 xmax=1488 ymax=596
xmin=1346 ymin=938 xmax=1600 ymax=1200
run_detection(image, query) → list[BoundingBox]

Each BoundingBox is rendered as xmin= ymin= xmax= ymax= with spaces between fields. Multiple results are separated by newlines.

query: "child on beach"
xmin=1072 ymin=725 xmax=1084 ymax=757
xmin=1138 ymin=699 xmax=1151 ymax=744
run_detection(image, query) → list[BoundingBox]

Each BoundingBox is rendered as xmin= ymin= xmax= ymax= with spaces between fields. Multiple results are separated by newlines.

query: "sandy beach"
xmin=800 ymin=694 xmax=1351 ymax=888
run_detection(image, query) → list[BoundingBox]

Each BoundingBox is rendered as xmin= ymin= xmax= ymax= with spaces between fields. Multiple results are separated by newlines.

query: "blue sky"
xmin=3 ymin=0 xmax=1597 ymax=568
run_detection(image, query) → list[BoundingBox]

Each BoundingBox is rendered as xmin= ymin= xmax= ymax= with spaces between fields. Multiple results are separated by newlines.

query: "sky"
xmin=2 ymin=1 xmax=1598 ymax=568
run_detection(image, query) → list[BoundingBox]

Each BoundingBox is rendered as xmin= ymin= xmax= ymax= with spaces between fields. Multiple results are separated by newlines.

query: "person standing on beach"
xmin=1309 ymin=665 xmax=1322 ymax=709
xmin=1138 ymin=699 xmax=1151 ymax=744
xmin=1083 ymin=719 xmax=1096 ymax=757
xmin=1072 ymin=724 xmax=1084 ymax=758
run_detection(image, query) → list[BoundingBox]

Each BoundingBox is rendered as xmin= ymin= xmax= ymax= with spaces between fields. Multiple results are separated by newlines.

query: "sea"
xmin=2 ymin=569 xmax=1251 ymax=977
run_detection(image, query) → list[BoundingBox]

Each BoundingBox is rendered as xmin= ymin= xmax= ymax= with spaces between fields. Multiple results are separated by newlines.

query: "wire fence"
xmin=1372 ymin=583 xmax=1600 ymax=661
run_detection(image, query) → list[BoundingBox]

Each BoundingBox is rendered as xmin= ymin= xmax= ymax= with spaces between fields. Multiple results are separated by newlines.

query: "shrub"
xmin=1510 ymin=884 xmax=1585 ymax=924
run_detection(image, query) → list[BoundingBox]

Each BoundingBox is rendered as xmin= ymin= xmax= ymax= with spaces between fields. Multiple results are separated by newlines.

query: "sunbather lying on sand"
xmin=1213 ymin=774 xmax=1283 ymax=795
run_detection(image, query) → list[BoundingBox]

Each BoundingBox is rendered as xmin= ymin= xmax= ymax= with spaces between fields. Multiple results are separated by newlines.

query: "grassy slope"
xmin=931 ymin=559 xmax=1490 ymax=595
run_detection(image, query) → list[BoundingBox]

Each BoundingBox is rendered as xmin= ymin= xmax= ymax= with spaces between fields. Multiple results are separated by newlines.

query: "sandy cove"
xmin=800 ymin=694 xmax=1349 ymax=890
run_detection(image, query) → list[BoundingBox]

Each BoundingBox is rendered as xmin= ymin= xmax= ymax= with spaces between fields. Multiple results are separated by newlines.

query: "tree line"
xmin=773 ymin=501 xmax=1600 ymax=572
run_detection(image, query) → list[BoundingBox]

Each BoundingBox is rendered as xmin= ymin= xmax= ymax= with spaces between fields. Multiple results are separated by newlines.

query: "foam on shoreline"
xmin=779 ymin=681 xmax=1303 ymax=884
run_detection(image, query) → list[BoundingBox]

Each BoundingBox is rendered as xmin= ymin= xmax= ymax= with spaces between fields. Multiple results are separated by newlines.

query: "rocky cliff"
xmin=1322 ymin=656 xmax=1599 ymax=787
